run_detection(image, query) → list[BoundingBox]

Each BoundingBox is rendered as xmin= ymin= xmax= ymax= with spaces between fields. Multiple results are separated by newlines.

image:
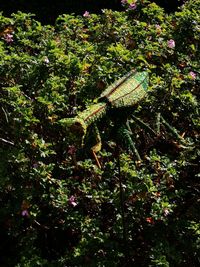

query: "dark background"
xmin=0 ymin=0 xmax=184 ymax=25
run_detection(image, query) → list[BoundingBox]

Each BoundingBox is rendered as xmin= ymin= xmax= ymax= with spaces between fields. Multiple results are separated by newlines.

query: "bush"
xmin=0 ymin=1 xmax=199 ymax=266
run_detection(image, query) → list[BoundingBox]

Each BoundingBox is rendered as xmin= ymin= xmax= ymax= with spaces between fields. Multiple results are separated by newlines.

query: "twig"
xmin=0 ymin=137 xmax=15 ymax=146
xmin=1 ymin=107 xmax=9 ymax=123
xmin=156 ymin=112 xmax=161 ymax=135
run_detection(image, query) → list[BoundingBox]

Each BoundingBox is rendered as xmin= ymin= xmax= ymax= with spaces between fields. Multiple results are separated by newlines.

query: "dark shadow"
xmin=0 ymin=0 xmax=185 ymax=25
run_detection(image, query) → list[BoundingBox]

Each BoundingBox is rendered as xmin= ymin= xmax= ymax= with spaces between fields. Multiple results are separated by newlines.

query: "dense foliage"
xmin=0 ymin=0 xmax=199 ymax=266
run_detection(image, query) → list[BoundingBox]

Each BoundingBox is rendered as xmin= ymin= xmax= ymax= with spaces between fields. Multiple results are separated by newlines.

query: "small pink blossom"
xmin=167 ymin=39 xmax=175 ymax=49
xmin=163 ymin=208 xmax=170 ymax=216
xmin=128 ymin=3 xmax=137 ymax=10
xmin=189 ymin=71 xmax=196 ymax=80
xmin=68 ymin=145 xmax=77 ymax=155
xmin=68 ymin=195 xmax=77 ymax=207
xmin=3 ymin=33 xmax=13 ymax=43
xmin=121 ymin=0 xmax=128 ymax=6
xmin=146 ymin=217 xmax=154 ymax=224
xmin=21 ymin=210 xmax=29 ymax=217
xmin=33 ymin=163 xmax=39 ymax=169
xmin=83 ymin=11 xmax=90 ymax=17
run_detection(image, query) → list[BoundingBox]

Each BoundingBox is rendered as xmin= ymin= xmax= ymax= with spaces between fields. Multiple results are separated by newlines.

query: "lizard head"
xmin=59 ymin=117 xmax=87 ymax=147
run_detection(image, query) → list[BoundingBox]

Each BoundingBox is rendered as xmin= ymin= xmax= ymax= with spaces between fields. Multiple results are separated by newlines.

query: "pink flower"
xmin=167 ymin=39 xmax=175 ymax=49
xmin=121 ymin=0 xmax=128 ymax=6
xmin=3 ymin=33 xmax=13 ymax=43
xmin=68 ymin=145 xmax=77 ymax=155
xmin=189 ymin=71 xmax=196 ymax=80
xmin=68 ymin=195 xmax=77 ymax=207
xmin=83 ymin=11 xmax=90 ymax=17
xmin=33 ymin=163 xmax=39 ymax=169
xmin=146 ymin=217 xmax=154 ymax=224
xmin=21 ymin=210 xmax=29 ymax=217
xmin=163 ymin=208 xmax=170 ymax=216
xmin=128 ymin=3 xmax=137 ymax=10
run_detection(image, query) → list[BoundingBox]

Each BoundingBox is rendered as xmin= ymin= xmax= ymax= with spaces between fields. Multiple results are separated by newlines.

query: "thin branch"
xmin=156 ymin=112 xmax=161 ymax=135
xmin=0 ymin=137 xmax=15 ymax=146
xmin=1 ymin=107 xmax=9 ymax=123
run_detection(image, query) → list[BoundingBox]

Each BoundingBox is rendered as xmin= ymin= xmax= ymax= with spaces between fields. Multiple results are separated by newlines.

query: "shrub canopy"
xmin=0 ymin=0 xmax=199 ymax=266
